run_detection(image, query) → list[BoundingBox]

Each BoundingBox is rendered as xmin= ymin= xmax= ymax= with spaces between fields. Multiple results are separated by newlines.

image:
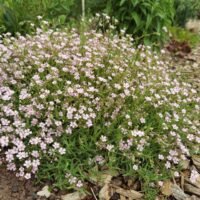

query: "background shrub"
xmin=0 ymin=0 xmax=75 ymax=35
xmin=0 ymin=0 xmax=175 ymax=46
xmin=104 ymin=0 xmax=174 ymax=46
xmin=73 ymin=0 xmax=175 ymax=46
xmin=174 ymin=0 xmax=200 ymax=27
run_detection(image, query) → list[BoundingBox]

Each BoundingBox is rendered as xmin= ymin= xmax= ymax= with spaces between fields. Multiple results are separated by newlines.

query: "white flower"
xmin=190 ymin=170 xmax=200 ymax=183
xmin=106 ymin=144 xmax=114 ymax=152
xmin=58 ymin=148 xmax=66 ymax=155
xmin=158 ymin=154 xmax=164 ymax=160
xmin=100 ymin=135 xmax=107 ymax=142
xmin=174 ymin=171 xmax=179 ymax=177
xmin=24 ymin=173 xmax=31 ymax=179
xmin=158 ymin=181 xmax=163 ymax=187
xmin=133 ymin=165 xmax=138 ymax=171
xmin=162 ymin=26 xmax=168 ymax=32
xmin=37 ymin=15 xmax=43 ymax=20
xmin=165 ymin=161 xmax=171 ymax=169
xmin=140 ymin=118 xmax=146 ymax=124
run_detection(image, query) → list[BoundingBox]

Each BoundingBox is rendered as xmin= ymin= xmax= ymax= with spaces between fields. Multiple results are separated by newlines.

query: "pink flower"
xmin=24 ymin=173 xmax=31 ymax=179
xmin=133 ymin=165 xmax=138 ymax=171
xmin=76 ymin=180 xmax=83 ymax=188
xmin=0 ymin=136 xmax=9 ymax=147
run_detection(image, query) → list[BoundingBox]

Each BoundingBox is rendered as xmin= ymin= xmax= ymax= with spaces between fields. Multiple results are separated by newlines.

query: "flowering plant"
xmin=0 ymin=22 xmax=199 ymax=195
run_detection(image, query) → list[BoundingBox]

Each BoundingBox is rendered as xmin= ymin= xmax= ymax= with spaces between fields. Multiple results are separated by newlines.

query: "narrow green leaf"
xmin=131 ymin=0 xmax=139 ymax=7
xmin=146 ymin=14 xmax=152 ymax=30
xmin=120 ymin=0 xmax=126 ymax=6
xmin=131 ymin=12 xmax=140 ymax=27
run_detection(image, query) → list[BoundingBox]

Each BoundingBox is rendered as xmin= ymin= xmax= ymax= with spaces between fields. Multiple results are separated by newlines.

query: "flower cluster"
xmin=190 ymin=169 xmax=200 ymax=184
xmin=65 ymin=173 xmax=83 ymax=188
xmin=0 ymin=25 xmax=199 ymax=186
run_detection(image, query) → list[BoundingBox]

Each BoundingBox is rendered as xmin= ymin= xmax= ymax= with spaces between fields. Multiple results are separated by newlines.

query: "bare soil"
xmin=0 ymin=168 xmax=40 ymax=200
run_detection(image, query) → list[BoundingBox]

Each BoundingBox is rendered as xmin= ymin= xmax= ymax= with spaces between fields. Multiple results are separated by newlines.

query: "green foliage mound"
xmin=0 ymin=24 xmax=199 ymax=198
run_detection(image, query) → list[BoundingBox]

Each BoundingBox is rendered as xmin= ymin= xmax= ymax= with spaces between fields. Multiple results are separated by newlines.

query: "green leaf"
xmin=58 ymin=14 xmax=66 ymax=24
xmin=155 ymin=12 xmax=165 ymax=19
xmin=146 ymin=14 xmax=152 ymax=30
xmin=131 ymin=12 xmax=141 ymax=27
xmin=120 ymin=0 xmax=126 ymax=6
xmin=131 ymin=0 xmax=139 ymax=7
xmin=140 ymin=7 xmax=147 ymax=15
xmin=144 ymin=38 xmax=151 ymax=45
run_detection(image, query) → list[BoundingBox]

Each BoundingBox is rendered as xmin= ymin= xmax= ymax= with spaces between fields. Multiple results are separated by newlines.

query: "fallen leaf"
xmin=184 ymin=183 xmax=200 ymax=197
xmin=37 ymin=185 xmax=51 ymax=198
xmin=192 ymin=156 xmax=200 ymax=170
xmin=190 ymin=195 xmax=200 ymax=200
xmin=88 ymin=168 xmax=115 ymax=186
xmin=101 ymin=174 xmax=113 ymax=185
xmin=111 ymin=184 xmax=143 ymax=199
xmin=171 ymin=184 xmax=189 ymax=200
xmin=61 ymin=191 xmax=86 ymax=200
xmin=182 ymin=170 xmax=191 ymax=179
xmin=180 ymin=159 xmax=190 ymax=170
xmin=99 ymin=184 xmax=110 ymax=200
xmin=161 ymin=181 xmax=173 ymax=196
xmin=112 ymin=177 xmax=123 ymax=187
xmin=120 ymin=195 xmax=126 ymax=200
xmin=181 ymin=173 xmax=185 ymax=189
xmin=184 ymin=166 xmax=200 ymax=189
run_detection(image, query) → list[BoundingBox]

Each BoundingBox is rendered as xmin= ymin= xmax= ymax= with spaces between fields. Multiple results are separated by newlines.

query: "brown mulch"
xmin=166 ymin=41 xmax=200 ymax=92
xmin=0 ymin=168 xmax=40 ymax=200
xmin=166 ymin=39 xmax=192 ymax=58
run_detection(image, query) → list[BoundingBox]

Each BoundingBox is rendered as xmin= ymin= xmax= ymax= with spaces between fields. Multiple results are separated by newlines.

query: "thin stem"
xmin=82 ymin=0 xmax=85 ymax=20
xmin=90 ymin=187 xmax=98 ymax=200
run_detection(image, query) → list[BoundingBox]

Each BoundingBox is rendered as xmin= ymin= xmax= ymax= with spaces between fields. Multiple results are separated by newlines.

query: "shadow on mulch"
xmin=0 ymin=168 xmax=40 ymax=200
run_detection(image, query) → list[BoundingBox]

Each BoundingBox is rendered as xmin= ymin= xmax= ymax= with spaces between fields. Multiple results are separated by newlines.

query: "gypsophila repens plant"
xmin=0 ymin=20 xmax=199 ymax=196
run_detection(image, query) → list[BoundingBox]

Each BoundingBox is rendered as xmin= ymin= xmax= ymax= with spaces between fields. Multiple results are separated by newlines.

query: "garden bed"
xmin=0 ymin=0 xmax=200 ymax=199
